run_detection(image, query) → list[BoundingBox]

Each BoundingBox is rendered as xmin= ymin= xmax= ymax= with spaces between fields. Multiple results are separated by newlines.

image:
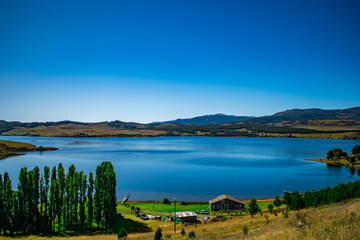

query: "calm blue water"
xmin=0 ymin=136 xmax=359 ymax=201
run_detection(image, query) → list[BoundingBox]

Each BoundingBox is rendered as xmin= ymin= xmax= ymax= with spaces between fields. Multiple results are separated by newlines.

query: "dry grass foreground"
xmin=1 ymin=198 xmax=359 ymax=240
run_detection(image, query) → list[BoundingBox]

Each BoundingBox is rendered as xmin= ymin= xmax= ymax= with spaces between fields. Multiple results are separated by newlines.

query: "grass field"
xmin=2 ymin=199 xmax=359 ymax=240
xmin=117 ymin=200 xmax=281 ymax=218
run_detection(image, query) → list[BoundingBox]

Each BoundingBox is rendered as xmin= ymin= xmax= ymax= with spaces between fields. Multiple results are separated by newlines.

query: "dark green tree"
xmin=65 ymin=164 xmax=75 ymax=226
xmin=94 ymin=162 xmax=117 ymax=229
xmin=30 ymin=166 xmax=40 ymax=233
xmin=49 ymin=166 xmax=59 ymax=232
xmin=283 ymin=192 xmax=292 ymax=206
xmin=154 ymin=227 xmax=162 ymax=240
xmin=57 ymin=163 xmax=65 ymax=231
xmin=17 ymin=167 xmax=29 ymax=234
xmin=79 ymin=171 xmax=87 ymax=229
xmin=352 ymin=145 xmax=360 ymax=155
xmin=0 ymin=174 xmax=4 ymax=235
xmin=73 ymin=171 xmax=80 ymax=226
xmin=161 ymin=197 xmax=170 ymax=204
xmin=248 ymin=198 xmax=260 ymax=217
xmin=40 ymin=174 xmax=45 ymax=230
xmin=273 ymin=196 xmax=282 ymax=210
xmin=43 ymin=166 xmax=51 ymax=231
xmin=94 ymin=164 xmax=103 ymax=229
xmin=289 ymin=191 xmax=304 ymax=210
xmin=87 ymin=172 xmax=94 ymax=230
xmin=332 ymin=148 xmax=343 ymax=160
xmin=326 ymin=150 xmax=333 ymax=160
xmin=3 ymin=172 xmax=14 ymax=235
xmin=267 ymin=204 xmax=274 ymax=213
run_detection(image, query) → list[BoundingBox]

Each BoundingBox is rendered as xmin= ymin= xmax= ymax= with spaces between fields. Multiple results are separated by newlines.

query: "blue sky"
xmin=0 ymin=0 xmax=359 ymax=123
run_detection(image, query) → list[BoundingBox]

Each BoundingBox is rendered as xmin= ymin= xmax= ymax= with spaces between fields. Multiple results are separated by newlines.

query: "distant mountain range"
xmin=153 ymin=107 xmax=360 ymax=125
xmin=247 ymin=107 xmax=360 ymax=123
xmin=0 ymin=107 xmax=359 ymax=139
xmin=153 ymin=114 xmax=254 ymax=125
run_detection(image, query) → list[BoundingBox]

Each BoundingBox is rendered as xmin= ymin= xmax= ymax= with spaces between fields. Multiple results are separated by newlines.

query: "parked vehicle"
xmin=139 ymin=213 xmax=149 ymax=220
xmin=197 ymin=210 xmax=210 ymax=214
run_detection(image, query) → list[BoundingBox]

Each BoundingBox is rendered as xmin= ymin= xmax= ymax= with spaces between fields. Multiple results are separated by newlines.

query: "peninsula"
xmin=0 ymin=140 xmax=58 ymax=160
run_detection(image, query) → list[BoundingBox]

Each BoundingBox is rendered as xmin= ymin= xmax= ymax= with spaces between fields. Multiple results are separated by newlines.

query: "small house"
xmin=173 ymin=211 xmax=197 ymax=222
xmin=209 ymin=194 xmax=245 ymax=211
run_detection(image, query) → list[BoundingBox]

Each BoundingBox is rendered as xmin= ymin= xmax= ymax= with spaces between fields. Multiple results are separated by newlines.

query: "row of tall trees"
xmin=0 ymin=161 xmax=116 ymax=236
xmin=283 ymin=180 xmax=360 ymax=211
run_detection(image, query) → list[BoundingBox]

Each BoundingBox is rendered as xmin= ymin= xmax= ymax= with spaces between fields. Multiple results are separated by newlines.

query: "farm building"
xmin=209 ymin=194 xmax=245 ymax=211
xmin=173 ymin=211 xmax=197 ymax=222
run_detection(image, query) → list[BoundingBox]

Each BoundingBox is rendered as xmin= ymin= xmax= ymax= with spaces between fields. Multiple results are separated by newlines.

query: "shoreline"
xmin=0 ymin=139 xmax=58 ymax=160
xmin=304 ymin=158 xmax=360 ymax=168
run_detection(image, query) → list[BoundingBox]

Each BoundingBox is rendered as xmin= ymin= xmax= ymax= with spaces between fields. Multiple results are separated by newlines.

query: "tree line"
xmin=282 ymin=180 xmax=360 ymax=211
xmin=0 ymin=161 xmax=116 ymax=236
xmin=326 ymin=145 xmax=360 ymax=165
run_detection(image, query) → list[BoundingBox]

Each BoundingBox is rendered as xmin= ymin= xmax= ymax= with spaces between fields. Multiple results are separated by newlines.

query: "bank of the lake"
xmin=0 ymin=140 xmax=58 ymax=160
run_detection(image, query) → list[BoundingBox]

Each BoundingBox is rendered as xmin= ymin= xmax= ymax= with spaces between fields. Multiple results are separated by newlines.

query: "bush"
xmin=248 ymin=198 xmax=260 ymax=217
xmin=117 ymin=228 xmax=128 ymax=239
xmin=154 ymin=227 xmax=162 ymax=240
xmin=267 ymin=204 xmax=274 ymax=213
xmin=242 ymin=225 xmax=249 ymax=235
xmin=188 ymin=231 xmax=196 ymax=238
xmin=181 ymin=228 xmax=186 ymax=236
xmin=352 ymin=145 xmax=360 ymax=155
xmin=162 ymin=197 xmax=170 ymax=204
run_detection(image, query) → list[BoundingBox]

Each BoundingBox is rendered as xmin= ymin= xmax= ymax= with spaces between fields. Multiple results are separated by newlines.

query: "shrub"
xmin=267 ymin=204 xmax=274 ymax=213
xmin=154 ymin=227 xmax=162 ymax=240
xmin=242 ymin=225 xmax=249 ymax=235
xmin=265 ymin=215 xmax=270 ymax=224
xmin=162 ymin=197 xmax=170 ymax=204
xmin=117 ymin=228 xmax=128 ymax=239
xmin=181 ymin=228 xmax=186 ymax=236
xmin=248 ymin=198 xmax=260 ymax=217
xmin=188 ymin=231 xmax=196 ymax=238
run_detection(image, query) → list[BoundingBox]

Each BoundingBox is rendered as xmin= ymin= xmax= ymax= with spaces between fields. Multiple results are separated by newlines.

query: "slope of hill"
xmin=154 ymin=114 xmax=254 ymax=125
xmin=247 ymin=107 xmax=360 ymax=123
xmin=1 ymin=107 xmax=360 ymax=139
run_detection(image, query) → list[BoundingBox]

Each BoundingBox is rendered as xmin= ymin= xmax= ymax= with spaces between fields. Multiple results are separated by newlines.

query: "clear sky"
xmin=0 ymin=0 xmax=359 ymax=123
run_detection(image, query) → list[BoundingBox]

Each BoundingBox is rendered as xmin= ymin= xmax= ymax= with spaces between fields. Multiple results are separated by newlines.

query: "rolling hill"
xmin=153 ymin=114 xmax=254 ymax=125
xmin=247 ymin=107 xmax=360 ymax=123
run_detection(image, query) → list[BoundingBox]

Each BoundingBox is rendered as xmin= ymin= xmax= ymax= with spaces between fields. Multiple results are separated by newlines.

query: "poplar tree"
xmin=79 ymin=171 xmax=87 ymax=229
xmin=65 ymin=164 xmax=75 ymax=226
xmin=49 ymin=166 xmax=58 ymax=231
xmin=17 ymin=167 xmax=29 ymax=234
xmin=30 ymin=166 xmax=40 ymax=233
xmin=73 ymin=171 xmax=80 ymax=225
xmin=44 ymin=166 xmax=51 ymax=231
xmin=66 ymin=164 xmax=76 ymax=226
xmin=94 ymin=162 xmax=117 ymax=229
xmin=0 ymin=174 xmax=4 ymax=235
xmin=3 ymin=172 xmax=14 ymax=235
xmin=57 ymin=163 xmax=65 ymax=231
xmin=94 ymin=164 xmax=104 ymax=229
xmin=87 ymin=172 xmax=94 ymax=230
xmin=40 ymin=174 xmax=45 ymax=229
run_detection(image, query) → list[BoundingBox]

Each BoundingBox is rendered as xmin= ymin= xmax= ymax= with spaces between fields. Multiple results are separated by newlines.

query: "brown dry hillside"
xmin=2 ymin=198 xmax=359 ymax=240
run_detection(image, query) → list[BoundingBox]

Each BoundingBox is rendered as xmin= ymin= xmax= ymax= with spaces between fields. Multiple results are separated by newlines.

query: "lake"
xmin=0 ymin=136 xmax=359 ymax=201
